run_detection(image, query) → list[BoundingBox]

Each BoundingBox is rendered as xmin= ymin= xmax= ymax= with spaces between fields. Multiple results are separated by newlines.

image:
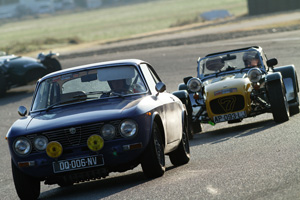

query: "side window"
xmin=140 ymin=64 xmax=161 ymax=93
xmin=148 ymin=67 xmax=160 ymax=84
xmin=32 ymin=80 xmax=51 ymax=110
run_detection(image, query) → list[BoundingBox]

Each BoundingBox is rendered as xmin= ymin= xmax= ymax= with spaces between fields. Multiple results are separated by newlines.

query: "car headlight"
xmin=120 ymin=120 xmax=138 ymax=138
xmin=101 ymin=124 xmax=116 ymax=140
xmin=33 ymin=136 xmax=48 ymax=151
xmin=13 ymin=137 xmax=32 ymax=156
xmin=247 ymin=68 xmax=263 ymax=83
xmin=187 ymin=78 xmax=203 ymax=92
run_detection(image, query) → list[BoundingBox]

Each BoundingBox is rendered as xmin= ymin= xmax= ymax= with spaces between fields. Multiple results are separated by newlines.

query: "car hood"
xmin=204 ymin=74 xmax=251 ymax=99
xmin=11 ymin=97 xmax=145 ymax=136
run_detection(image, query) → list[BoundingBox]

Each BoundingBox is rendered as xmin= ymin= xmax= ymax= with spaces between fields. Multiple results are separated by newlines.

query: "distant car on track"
xmin=0 ymin=51 xmax=61 ymax=97
xmin=6 ymin=59 xmax=190 ymax=199
xmin=174 ymin=46 xmax=299 ymax=138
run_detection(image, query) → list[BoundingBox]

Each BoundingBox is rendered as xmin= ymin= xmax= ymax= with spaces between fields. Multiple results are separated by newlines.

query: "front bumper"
xmin=10 ymin=136 xmax=148 ymax=183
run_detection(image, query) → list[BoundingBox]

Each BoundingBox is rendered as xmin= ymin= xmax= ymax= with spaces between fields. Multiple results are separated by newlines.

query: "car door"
xmin=140 ymin=63 xmax=182 ymax=144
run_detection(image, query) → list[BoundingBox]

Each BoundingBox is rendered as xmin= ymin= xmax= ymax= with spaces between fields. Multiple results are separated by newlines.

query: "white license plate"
xmin=213 ymin=111 xmax=247 ymax=123
xmin=53 ymin=155 xmax=104 ymax=173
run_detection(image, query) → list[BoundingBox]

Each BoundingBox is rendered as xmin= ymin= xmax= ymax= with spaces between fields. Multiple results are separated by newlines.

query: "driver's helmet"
xmin=107 ymin=78 xmax=132 ymax=93
xmin=243 ymin=51 xmax=261 ymax=68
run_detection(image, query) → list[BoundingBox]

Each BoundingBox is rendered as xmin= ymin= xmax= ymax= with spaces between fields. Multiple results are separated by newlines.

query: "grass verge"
xmin=0 ymin=0 xmax=247 ymax=54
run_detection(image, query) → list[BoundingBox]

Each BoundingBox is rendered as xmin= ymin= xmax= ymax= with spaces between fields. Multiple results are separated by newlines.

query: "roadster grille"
xmin=210 ymin=95 xmax=245 ymax=114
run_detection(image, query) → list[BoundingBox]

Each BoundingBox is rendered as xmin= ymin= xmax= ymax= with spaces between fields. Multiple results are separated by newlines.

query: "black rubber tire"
xmin=183 ymin=98 xmax=194 ymax=139
xmin=11 ymin=160 xmax=40 ymax=200
xmin=43 ymin=58 xmax=62 ymax=73
xmin=141 ymin=122 xmax=165 ymax=178
xmin=169 ymin=118 xmax=190 ymax=166
xmin=268 ymin=80 xmax=289 ymax=123
xmin=289 ymin=73 xmax=299 ymax=115
xmin=0 ymin=73 xmax=6 ymax=97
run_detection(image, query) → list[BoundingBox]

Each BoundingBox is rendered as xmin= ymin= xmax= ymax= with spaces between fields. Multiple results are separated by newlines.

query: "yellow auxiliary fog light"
xmin=46 ymin=141 xmax=63 ymax=158
xmin=87 ymin=134 xmax=104 ymax=152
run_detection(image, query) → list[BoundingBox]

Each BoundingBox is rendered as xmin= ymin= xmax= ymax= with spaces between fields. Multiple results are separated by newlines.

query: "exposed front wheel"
xmin=43 ymin=58 xmax=62 ymax=73
xmin=169 ymin=119 xmax=190 ymax=166
xmin=268 ymin=80 xmax=289 ymax=123
xmin=11 ymin=160 xmax=40 ymax=200
xmin=141 ymin=122 xmax=165 ymax=178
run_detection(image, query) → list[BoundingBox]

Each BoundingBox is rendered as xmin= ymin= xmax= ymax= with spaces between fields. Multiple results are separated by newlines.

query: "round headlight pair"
xmin=101 ymin=120 xmax=138 ymax=140
xmin=247 ymin=68 xmax=263 ymax=83
xmin=187 ymin=78 xmax=203 ymax=93
xmin=13 ymin=136 xmax=49 ymax=156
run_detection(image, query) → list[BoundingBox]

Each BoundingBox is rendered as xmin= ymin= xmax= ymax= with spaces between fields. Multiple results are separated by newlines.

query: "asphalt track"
xmin=1 ymin=14 xmax=300 ymax=199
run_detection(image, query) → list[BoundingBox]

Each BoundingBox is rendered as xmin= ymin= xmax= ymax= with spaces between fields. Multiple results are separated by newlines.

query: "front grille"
xmin=43 ymin=121 xmax=122 ymax=146
xmin=28 ymin=121 xmax=122 ymax=153
xmin=210 ymin=95 xmax=245 ymax=114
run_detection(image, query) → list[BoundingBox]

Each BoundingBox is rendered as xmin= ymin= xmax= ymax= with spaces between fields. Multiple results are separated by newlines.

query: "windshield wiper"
xmin=95 ymin=91 xmax=125 ymax=98
xmin=85 ymin=91 xmax=110 ymax=96
xmin=111 ymin=92 xmax=125 ymax=98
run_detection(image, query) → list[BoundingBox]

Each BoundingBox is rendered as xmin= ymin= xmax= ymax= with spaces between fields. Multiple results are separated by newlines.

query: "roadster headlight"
xmin=13 ymin=137 xmax=32 ymax=156
xmin=247 ymin=68 xmax=263 ymax=83
xmin=120 ymin=120 xmax=138 ymax=138
xmin=101 ymin=124 xmax=116 ymax=140
xmin=33 ymin=136 xmax=48 ymax=151
xmin=187 ymin=78 xmax=203 ymax=92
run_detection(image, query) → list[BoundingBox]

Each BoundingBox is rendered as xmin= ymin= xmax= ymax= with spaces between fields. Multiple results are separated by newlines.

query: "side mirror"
xmin=266 ymin=58 xmax=278 ymax=68
xmin=155 ymin=82 xmax=166 ymax=94
xmin=18 ymin=106 xmax=27 ymax=117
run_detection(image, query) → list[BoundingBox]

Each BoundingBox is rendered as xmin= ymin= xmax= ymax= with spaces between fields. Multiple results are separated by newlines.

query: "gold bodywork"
xmin=204 ymin=76 xmax=253 ymax=121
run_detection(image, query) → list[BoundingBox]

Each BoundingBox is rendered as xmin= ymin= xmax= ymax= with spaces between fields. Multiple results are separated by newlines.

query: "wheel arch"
xmin=274 ymin=65 xmax=299 ymax=92
xmin=151 ymin=112 xmax=166 ymax=147
xmin=172 ymin=90 xmax=189 ymax=103
xmin=274 ymin=65 xmax=299 ymax=104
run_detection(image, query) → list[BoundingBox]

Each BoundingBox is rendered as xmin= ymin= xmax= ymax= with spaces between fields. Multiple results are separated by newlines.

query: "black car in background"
xmin=0 ymin=51 xmax=61 ymax=96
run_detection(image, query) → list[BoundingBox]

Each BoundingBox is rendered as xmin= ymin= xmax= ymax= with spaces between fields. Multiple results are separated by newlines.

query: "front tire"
xmin=141 ymin=122 xmax=165 ymax=178
xmin=11 ymin=160 xmax=40 ymax=200
xmin=268 ymin=80 xmax=289 ymax=123
xmin=43 ymin=58 xmax=62 ymax=73
xmin=183 ymin=98 xmax=194 ymax=139
xmin=169 ymin=119 xmax=190 ymax=166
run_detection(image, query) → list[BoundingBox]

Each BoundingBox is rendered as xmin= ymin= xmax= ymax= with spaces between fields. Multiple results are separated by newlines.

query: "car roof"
xmin=41 ymin=59 xmax=147 ymax=81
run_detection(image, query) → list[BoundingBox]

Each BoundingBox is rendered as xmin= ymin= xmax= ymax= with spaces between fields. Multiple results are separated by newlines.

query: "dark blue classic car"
xmin=6 ymin=59 xmax=190 ymax=199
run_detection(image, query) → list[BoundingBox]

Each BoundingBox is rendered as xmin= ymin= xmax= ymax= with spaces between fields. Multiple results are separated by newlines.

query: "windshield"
xmin=198 ymin=49 xmax=264 ymax=79
xmin=32 ymin=65 xmax=147 ymax=111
